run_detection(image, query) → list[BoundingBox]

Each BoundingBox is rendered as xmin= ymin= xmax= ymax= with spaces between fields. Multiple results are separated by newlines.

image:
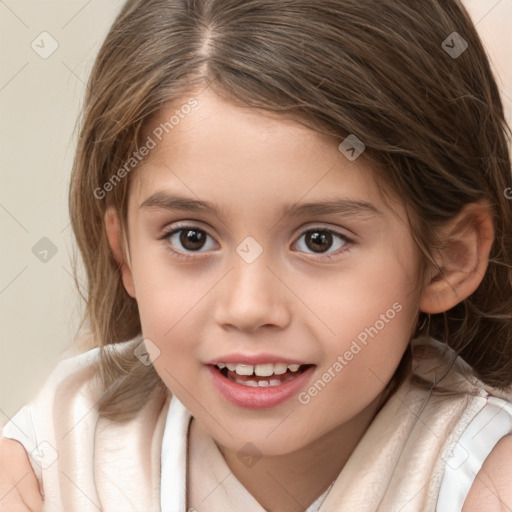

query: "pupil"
xmin=307 ymin=231 xmax=332 ymax=253
xmin=180 ymin=229 xmax=205 ymax=250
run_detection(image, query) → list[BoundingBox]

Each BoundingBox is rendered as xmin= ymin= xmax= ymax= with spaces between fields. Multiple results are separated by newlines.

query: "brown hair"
xmin=69 ymin=0 xmax=512 ymax=421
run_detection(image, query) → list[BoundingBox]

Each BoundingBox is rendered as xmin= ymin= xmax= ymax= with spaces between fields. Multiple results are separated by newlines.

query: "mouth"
xmin=211 ymin=362 xmax=315 ymax=387
xmin=205 ymin=355 xmax=317 ymax=409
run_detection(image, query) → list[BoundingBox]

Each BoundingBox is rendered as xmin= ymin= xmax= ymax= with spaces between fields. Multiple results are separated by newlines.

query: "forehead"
xmin=129 ymin=89 xmax=403 ymax=222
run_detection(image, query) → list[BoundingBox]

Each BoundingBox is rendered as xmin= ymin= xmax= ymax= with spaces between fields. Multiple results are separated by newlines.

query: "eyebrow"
xmin=139 ymin=191 xmax=382 ymax=220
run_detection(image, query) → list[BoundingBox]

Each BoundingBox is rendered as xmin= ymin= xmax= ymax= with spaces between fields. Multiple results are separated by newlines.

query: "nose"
xmin=213 ymin=251 xmax=291 ymax=332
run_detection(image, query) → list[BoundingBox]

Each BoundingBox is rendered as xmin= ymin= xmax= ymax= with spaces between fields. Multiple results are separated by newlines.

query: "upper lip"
xmin=206 ymin=353 xmax=312 ymax=366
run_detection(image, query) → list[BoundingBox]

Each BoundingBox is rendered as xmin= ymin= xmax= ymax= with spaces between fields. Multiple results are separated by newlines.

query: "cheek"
xmin=142 ymin=307 xmax=205 ymax=391
xmin=308 ymin=251 xmax=419 ymax=400
xmin=299 ymin=302 xmax=414 ymax=433
xmin=129 ymin=253 xmax=215 ymax=377
xmin=312 ymin=252 xmax=418 ymax=344
xmin=129 ymin=245 xmax=208 ymax=334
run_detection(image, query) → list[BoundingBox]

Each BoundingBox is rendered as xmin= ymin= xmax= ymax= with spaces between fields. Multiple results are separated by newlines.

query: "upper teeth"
xmin=217 ymin=362 xmax=302 ymax=376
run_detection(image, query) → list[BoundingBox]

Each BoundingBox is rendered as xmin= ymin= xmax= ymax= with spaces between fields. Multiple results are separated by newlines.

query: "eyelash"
xmin=159 ymin=224 xmax=354 ymax=262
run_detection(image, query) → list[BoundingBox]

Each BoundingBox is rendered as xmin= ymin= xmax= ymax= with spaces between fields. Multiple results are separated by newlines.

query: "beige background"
xmin=0 ymin=0 xmax=511 ymax=430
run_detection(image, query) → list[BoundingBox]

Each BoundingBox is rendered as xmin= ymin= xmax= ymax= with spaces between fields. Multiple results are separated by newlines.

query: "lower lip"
xmin=206 ymin=364 xmax=316 ymax=409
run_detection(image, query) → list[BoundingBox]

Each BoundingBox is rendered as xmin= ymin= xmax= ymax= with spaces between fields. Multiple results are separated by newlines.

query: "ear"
xmin=419 ymin=201 xmax=494 ymax=314
xmin=104 ymin=206 xmax=136 ymax=299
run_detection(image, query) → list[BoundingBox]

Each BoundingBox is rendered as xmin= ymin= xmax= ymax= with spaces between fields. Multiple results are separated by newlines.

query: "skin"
xmin=0 ymin=437 xmax=43 ymax=512
xmin=1 ymin=434 xmax=510 ymax=512
xmin=0 ymin=86 xmax=506 ymax=512
xmin=103 ymin=87 xmax=500 ymax=511
xmin=462 ymin=435 xmax=512 ymax=512
xmin=114 ymin=88 xmax=424 ymax=510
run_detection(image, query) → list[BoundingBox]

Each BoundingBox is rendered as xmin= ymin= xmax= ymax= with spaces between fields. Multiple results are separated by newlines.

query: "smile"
xmin=207 ymin=363 xmax=316 ymax=408
xmin=216 ymin=362 xmax=311 ymax=387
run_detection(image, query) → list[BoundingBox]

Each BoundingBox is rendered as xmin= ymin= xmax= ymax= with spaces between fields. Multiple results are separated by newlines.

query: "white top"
xmin=3 ymin=342 xmax=512 ymax=511
xmin=436 ymin=396 xmax=512 ymax=511
xmin=160 ymin=393 xmax=332 ymax=512
xmin=1 ymin=347 xmax=333 ymax=512
xmin=157 ymin=391 xmax=512 ymax=512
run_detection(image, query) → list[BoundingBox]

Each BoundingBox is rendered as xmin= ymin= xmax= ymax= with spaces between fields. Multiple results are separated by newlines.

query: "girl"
xmin=1 ymin=0 xmax=512 ymax=510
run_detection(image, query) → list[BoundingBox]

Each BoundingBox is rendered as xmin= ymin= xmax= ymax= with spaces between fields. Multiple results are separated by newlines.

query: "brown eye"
xmin=294 ymin=228 xmax=351 ymax=260
xmin=178 ymin=228 xmax=207 ymax=251
xmin=305 ymin=231 xmax=334 ymax=253
xmin=161 ymin=225 xmax=216 ymax=255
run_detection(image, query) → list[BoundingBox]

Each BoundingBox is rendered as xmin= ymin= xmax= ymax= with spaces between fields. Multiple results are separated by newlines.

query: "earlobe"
xmin=104 ymin=206 xmax=136 ymax=299
xmin=419 ymin=201 xmax=494 ymax=314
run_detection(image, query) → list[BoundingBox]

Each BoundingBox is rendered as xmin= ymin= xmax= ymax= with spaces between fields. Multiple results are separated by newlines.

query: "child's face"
xmin=121 ymin=88 xmax=423 ymax=455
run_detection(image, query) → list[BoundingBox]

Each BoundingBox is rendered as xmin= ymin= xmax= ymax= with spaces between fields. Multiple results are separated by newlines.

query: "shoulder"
xmin=0 ymin=437 xmax=43 ymax=512
xmin=18 ymin=338 xmax=145 ymax=411
xmin=27 ymin=344 xmax=104 ymax=408
xmin=30 ymin=337 xmax=140 ymax=395
xmin=3 ymin=343 xmax=103 ymax=427
xmin=1 ymin=344 xmax=105 ymax=474
xmin=462 ymin=434 xmax=512 ymax=511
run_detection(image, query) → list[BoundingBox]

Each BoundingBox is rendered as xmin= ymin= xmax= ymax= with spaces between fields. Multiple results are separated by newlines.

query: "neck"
xmin=216 ymin=394 xmax=384 ymax=512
